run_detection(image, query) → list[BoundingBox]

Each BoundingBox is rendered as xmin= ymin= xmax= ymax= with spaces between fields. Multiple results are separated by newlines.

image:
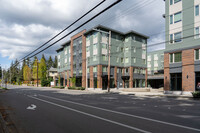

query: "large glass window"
xmin=196 ymin=5 xmax=199 ymax=16
xmin=170 ymin=0 xmax=173 ymax=5
xmin=125 ymin=57 xmax=129 ymax=63
xmin=170 ymin=15 xmax=173 ymax=24
xmin=102 ymin=43 xmax=107 ymax=49
xmin=121 ymin=58 xmax=124 ymax=63
xmin=195 ymin=49 xmax=200 ymax=60
xmin=174 ymin=52 xmax=182 ymax=62
xmin=174 ymin=12 xmax=182 ymax=23
xmin=170 ymin=52 xmax=182 ymax=63
xmin=102 ymin=55 xmax=107 ymax=61
xmin=93 ymin=66 xmax=97 ymax=72
xmin=195 ymin=27 xmax=199 ymax=38
xmin=102 ymin=67 xmax=107 ymax=72
xmin=170 ymin=34 xmax=173 ymax=43
xmin=174 ymin=32 xmax=182 ymax=42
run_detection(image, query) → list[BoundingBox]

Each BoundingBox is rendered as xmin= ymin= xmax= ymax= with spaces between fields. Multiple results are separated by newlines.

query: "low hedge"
xmin=68 ymin=86 xmax=85 ymax=90
xmin=52 ymin=86 xmax=65 ymax=89
xmin=192 ymin=91 xmax=200 ymax=98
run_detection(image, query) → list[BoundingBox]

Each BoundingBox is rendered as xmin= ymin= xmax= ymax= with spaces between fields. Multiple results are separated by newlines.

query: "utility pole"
xmin=108 ymin=31 xmax=111 ymax=92
xmin=37 ymin=60 xmax=38 ymax=87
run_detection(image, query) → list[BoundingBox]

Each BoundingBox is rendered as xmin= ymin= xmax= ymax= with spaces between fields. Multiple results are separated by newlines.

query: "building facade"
xmin=164 ymin=0 xmax=200 ymax=93
xmin=56 ymin=25 xmax=149 ymax=89
xmin=147 ymin=49 xmax=165 ymax=88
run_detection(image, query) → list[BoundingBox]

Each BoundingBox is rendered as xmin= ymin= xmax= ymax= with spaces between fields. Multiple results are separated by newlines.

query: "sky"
xmin=0 ymin=0 xmax=165 ymax=68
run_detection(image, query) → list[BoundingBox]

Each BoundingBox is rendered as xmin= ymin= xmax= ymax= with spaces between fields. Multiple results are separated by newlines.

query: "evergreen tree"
xmin=23 ymin=65 xmax=31 ymax=82
xmin=39 ymin=57 xmax=47 ymax=79
xmin=32 ymin=57 xmax=39 ymax=80
xmin=47 ymin=56 xmax=53 ymax=70
xmin=26 ymin=57 xmax=31 ymax=68
xmin=53 ymin=56 xmax=58 ymax=68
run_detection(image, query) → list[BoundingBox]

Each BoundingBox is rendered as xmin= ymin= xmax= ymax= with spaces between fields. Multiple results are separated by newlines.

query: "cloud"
xmin=0 ymin=0 xmax=165 ymax=64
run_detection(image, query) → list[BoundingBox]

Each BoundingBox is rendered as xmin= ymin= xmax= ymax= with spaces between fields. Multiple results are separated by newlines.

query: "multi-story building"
xmin=164 ymin=0 xmax=200 ymax=93
xmin=147 ymin=49 xmax=165 ymax=88
xmin=56 ymin=25 xmax=149 ymax=89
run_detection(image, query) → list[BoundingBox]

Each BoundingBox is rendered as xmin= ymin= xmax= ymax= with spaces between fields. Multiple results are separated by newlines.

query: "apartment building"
xmin=147 ymin=49 xmax=165 ymax=88
xmin=164 ymin=0 xmax=200 ymax=93
xmin=56 ymin=25 xmax=149 ymax=89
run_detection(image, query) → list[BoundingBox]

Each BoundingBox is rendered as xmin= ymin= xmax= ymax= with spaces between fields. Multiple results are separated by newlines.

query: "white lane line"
xmin=28 ymin=95 xmax=150 ymax=133
xmin=38 ymin=94 xmax=200 ymax=132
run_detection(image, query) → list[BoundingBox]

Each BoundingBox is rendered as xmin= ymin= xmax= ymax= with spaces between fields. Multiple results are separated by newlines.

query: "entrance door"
xmin=102 ymin=77 xmax=108 ymax=90
xmin=170 ymin=73 xmax=182 ymax=91
xmin=125 ymin=80 xmax=129 ymax=88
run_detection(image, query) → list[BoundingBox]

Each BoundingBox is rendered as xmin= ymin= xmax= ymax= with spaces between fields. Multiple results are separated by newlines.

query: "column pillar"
xmin=129 ymin=67 xmax=133 ymax=88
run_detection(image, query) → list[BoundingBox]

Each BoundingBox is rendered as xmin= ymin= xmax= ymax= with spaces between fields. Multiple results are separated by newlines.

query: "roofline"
xmin=61 ymin=40 xmax=71 ymax=47
xmin=84 ymin=24 xmax=149 ymax=39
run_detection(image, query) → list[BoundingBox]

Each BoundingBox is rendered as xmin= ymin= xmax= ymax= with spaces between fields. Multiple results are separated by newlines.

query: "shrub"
xmin=41 ymin=78 xmax=50 ymax=87
xmin=192 ymin=91 xmax=200 ymax=98
xmin=68 ymin=86 xmax=85 ymax=90
xmin=52 ymin=86 xmax=64 ymax=89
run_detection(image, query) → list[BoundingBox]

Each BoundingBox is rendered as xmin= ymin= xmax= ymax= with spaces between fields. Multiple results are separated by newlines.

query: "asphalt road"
xmin=0 ymin=85 xmax=200 ymax=133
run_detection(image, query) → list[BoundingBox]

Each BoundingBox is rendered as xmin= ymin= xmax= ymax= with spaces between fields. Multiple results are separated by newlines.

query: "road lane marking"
xmin=38 ymin=94 xmax=200 ymax=132
xmin=28 ymin=95 xmax=151 ymax=133
xmin=27 ymin=104 xmax=37 ymax=110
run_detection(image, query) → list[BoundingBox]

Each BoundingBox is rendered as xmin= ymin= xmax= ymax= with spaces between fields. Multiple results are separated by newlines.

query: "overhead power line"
xmin=19 ymin=0 xmax=106 ymax=62
xmin=28 ymin=0 xmax=122 ymax=59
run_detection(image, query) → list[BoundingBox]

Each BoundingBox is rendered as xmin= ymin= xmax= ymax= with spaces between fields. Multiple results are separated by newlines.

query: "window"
xmin=174 ymin=32 xmax=182 ymax=42
xmin=196 ymin=5 xmax=199 ymax=16
xmin=121 ymin=47 xmax=124 ymax=52
xmin=125 ymin=68 xmax=129 ymax=73
xmin=125 ymin=47 xmax=129 ymax=52
xmin=174 ymin=0 xmax=181 ymax=4
xmin=125 ymin=37 xmax=129 ymax=42
xmin=174 ymin=12 xmax=182 ymax=23
xmin=133 ymin=57 xmax=136 ymax=63
xmin=170 ymin=0 xmax=173 ymax=5
xmin=93 ymin=44 xmax=97 ymax=50
xmin=195 ymin=27 xmax=200 ymax=38
xmin=93 ymin=55 xmax=97 ymax=61
xmin=170 ymin=15 xmax=173 ymax=24
xmin=195 ymin=49 xmax=200 ymax=60
xmin=87 ymin=68 xmax=89 ymax=73
xmin=102 ymin=55 xmax=107 ymax=61
xmin=93 ymin=67 xmax=97 ymax=72
xmin=121 ymin=58 xmax=124 ymax=63
xmin=143 ymin=59 xmax=146 ymax=64
xmin=86 ymin=47 xmax=90 ymax=52
xmin=116 ymin=57 xmax=119 ymax=63
xmin=170 ymin=52 xmax=182 ymax=63
xmin=102 ymin=43 xmax=107 ymax=49
xmin=102 ymin=67 xmax=107 ymax=72
xmin=170 ymin=34 xmax=173 ymax=43
xmin=117 ymin=47 xmax=120 ymax=52
xmin=133 ymin=46 xmax=136 ymax=53
xmin=125 ymin=57 xmax=129 ymax=63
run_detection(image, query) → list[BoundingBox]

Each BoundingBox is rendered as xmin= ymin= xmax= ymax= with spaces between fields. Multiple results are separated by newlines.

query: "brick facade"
xmin=182 ymin=49 xmax=195 ymax=91
xmin=129 ymin=67 xmax=133 ymax=88
xmin=164 ymin=53 xmax=170 ymax=91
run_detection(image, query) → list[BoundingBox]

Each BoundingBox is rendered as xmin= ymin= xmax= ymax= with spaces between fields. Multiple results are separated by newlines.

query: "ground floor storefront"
xmin=164 ymin=48 xmax=200 ymax=92
xmin=57 ymin=65 xmax=148 ymax=89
